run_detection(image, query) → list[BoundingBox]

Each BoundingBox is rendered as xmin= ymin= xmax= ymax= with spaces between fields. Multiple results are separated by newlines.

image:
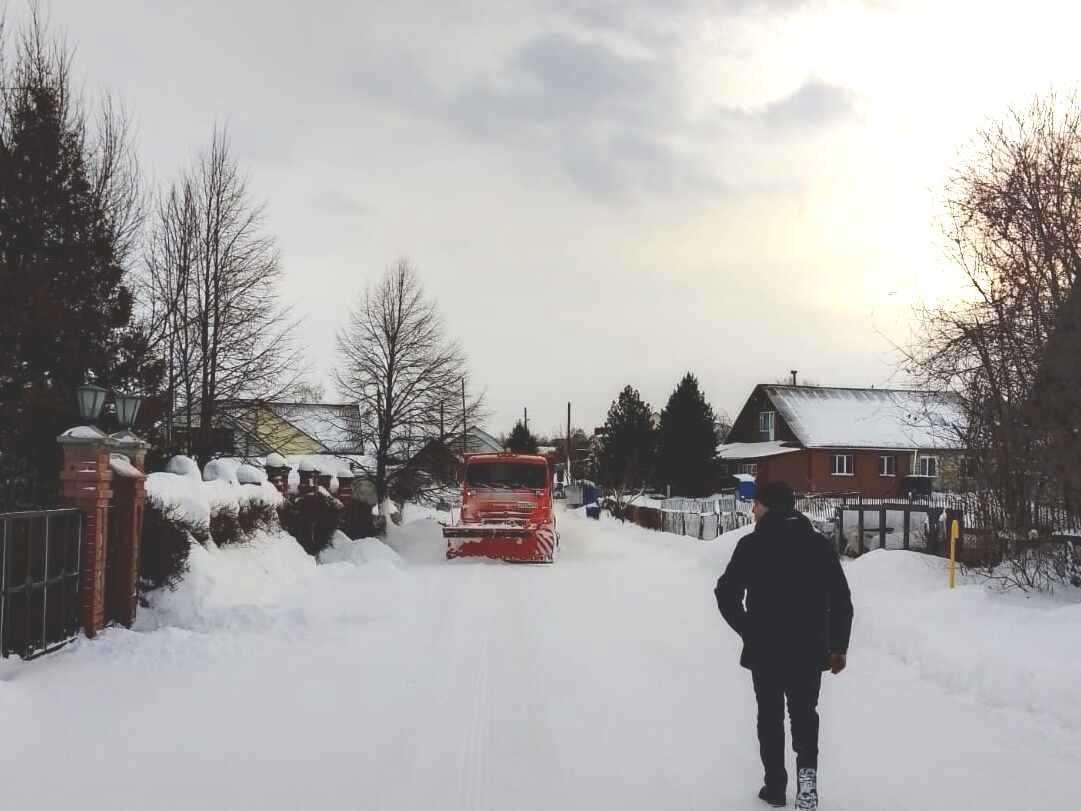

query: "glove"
xmin=829 ymin=653 xmax=847 ymax=675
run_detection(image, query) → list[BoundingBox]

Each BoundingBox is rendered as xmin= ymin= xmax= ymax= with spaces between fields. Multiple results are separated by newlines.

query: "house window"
xmin=960 ymin=457 xmax=976 ymax=478
xmin=832 ymin=454 xmax=854 ymax=476
xmin=759 ymin=411 xmax=776 ymax=441
xmin=738 ymin=463 xmax=758 ymax=476
xmin=880 ymin=455 xmax=896 ymax=477
xmin=919 ymin=456 xmax=939 ymax=477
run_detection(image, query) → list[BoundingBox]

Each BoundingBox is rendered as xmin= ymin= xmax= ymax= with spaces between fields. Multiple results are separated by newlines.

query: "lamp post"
xmin=76 ymin=384 xmax=108 ymax=424
xmin=114 ymin=391 xmax=142 ymax=430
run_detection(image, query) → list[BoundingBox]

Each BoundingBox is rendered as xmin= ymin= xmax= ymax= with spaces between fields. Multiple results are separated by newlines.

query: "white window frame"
xmin=738 ymin=463 xmax=758 ymax=477
xmin=832 ymin=454 xmax=854 ymax=476
xmin=879 ymin=455 xmax=896 ymax=477
xmin=759 ymin=410 xmax=776 ymax=441
xmin=919 ymin=455 xmax=939 ymax=477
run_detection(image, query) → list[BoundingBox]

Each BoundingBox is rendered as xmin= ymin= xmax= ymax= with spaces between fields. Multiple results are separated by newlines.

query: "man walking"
xmin=714 ymin=481 xmax=853 ymax=810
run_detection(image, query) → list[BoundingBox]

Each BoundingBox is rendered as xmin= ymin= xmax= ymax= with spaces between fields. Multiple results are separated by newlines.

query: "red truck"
xmin=443 ymin=452 xmax=559 ymax=563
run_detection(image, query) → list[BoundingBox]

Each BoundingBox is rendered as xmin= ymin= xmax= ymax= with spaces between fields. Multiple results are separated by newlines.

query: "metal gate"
xmin=0 ymin=509 xmax=82 ymax=659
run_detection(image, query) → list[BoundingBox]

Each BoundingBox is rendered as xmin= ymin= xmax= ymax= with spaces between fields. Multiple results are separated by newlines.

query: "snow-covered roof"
xmin=464 ymin=426 xmax=502 ymax=454
xmin=718 ymin=441 xmax=802 ymax=460
xmin=764 ymin=386 xmax=966 ymax=450
xmin=266 ymin=402 xmax=363 ymax=453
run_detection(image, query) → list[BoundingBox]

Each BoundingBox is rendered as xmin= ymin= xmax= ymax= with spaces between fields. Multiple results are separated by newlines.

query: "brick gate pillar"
xmin=57 ymin=426 xmax=113 ymax=638
xmin=109 ymin=431 xmax=150 ymax=628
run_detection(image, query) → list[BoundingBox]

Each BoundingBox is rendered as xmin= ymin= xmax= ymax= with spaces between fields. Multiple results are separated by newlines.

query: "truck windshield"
xmin=466 ymin=462 xmax=547 ymax=490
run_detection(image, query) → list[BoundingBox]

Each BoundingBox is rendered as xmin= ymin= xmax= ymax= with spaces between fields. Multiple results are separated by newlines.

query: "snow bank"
xmin=139 ymin=528 xmax=414 ymax=636
xmin=319 ymin=530 xmax=406 ymax=570
xmin=611 ymin=511 xmax=1081 ymax=730
xmin=849 ymin=549 xmax=1081 ymax=729
xmin=139 ymin=530 xmax=318 ymax=632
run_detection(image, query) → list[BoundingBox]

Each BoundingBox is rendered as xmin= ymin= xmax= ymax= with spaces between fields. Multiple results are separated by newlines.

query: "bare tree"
xmin=336 ymin=260 xmax=484 ymax=506
xmin=140 ymin=128 xmax=303 ymax=461
xmin=905 ymin=93 xmax=1081 ymax=584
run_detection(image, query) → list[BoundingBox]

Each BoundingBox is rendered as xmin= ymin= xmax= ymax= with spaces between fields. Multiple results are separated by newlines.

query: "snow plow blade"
xmin=443 ymin=524 xmax=558 ymax=563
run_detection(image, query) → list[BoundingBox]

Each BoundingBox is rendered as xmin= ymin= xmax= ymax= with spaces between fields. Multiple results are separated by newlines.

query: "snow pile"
xmin=108 ymin=453 xmax=142 ymax=478
xmin=848 ymin=550 xmax=1081 ymax=728
xmin=319 ymin=530 xmax=406 ymax=570
xmin=139 ymin=529 xmax=318 ymax=632
xmin=597 ymin=508 xmax=1081 ymax=730
xmin=140 ymin=530 xmax=412 ymax=635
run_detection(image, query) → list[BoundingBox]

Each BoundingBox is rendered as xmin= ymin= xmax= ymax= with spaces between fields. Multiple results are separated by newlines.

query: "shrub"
xmin=238 ymin=499 xmax=278 ymax=534
xmin=209 ymin=502 xmax=242 ymax=546
xmin=279 ymin=489 xmax=343 ymax=556
xmin=140 ymin=500 xmax=204 ymax=592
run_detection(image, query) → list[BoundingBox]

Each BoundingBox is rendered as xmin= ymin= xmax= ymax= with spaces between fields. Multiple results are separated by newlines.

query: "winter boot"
xmin=758 ymin=785 xmax=786 ymax=807
xmin=795 ymin=768 xmax=818 ymax=811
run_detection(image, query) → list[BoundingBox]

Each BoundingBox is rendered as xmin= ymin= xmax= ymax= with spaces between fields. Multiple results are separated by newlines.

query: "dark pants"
xmin=751 ymin=667 xmax=822 ymax=791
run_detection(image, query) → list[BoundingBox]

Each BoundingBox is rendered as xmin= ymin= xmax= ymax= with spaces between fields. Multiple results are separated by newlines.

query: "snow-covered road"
xmin=2 ymin=507 xmax=1079 ymax=810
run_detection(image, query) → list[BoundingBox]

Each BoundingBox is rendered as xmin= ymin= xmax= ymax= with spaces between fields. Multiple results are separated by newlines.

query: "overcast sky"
xmin=19 ymin=0 xmax=1081 ymax=437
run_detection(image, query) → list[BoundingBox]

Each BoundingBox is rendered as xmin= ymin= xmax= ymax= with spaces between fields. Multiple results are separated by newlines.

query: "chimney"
xmin=790 ymin=370 xmax=798 ymax=386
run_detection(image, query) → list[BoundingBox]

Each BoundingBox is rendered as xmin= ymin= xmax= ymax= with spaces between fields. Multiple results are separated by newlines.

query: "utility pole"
xmin=566 ymin=402 xmax=572 ymax=483
xmin=461 ymin=379 xmax=467 ymax=459
xmin=524 ymin=407 xmax=528 ymax=432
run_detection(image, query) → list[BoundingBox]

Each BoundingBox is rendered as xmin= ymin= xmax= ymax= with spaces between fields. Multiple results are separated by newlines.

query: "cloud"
xmin=343 ymin=8 xmax=857 ymax=203
xmin=760 ymin=78 xmax=857 ymax=129
xmin=711 ymin=78 xmax=857 ymax=136
xmin=447 ymin=32 xmax=719 ymax=200
xmin=446 ymin=33 xmax=855 ymax=200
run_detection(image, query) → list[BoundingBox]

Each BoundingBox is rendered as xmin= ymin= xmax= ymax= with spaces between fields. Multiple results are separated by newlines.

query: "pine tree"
xmin=599 ymin=385 xmax=656 ymax=492
xmin=657 ymin=373 xmax=718 ymax=497
xmin=505 ymin=419 xmax=539 ymax=454
xmin=0 ymin=13 xmax=153 ymax=507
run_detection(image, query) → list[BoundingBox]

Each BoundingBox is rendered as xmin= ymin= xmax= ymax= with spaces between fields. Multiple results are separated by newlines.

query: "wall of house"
xmin=925 ymin=450 xmax=966 ymax=492
xmin=756 ymin=452 xmax=812 ymax=492
xmin=727 ymin=387 xmax=799 ymax=444
xmin=806 ymin=449 xmax=916 ymax=497
xmin=742 ymin=449 xmax=974 ymax=497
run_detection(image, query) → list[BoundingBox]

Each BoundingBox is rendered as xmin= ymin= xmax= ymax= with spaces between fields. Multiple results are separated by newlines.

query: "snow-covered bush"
xmin=202 ymin=458 xmax=239 ymax=484
xmin=236 ymin=464 xmax=265 ymax=485
xmin=165 ymin=455 xmax=201 ymax=479
xmin=278 ymin=488 xmax=343 ymax=556
xmin=140 ymin=498 xmax=207 ymax=592
xmin=143 ymin=460 xmax=212 ymax=591
xmin=237 ymin=472 xmax=280 ymax=535
xmin=142 ymin=456 xmax=287 ymax=588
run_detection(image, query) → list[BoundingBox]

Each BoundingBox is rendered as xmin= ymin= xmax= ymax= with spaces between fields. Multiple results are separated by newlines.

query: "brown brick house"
xmin=719 ymin=385 xmax=968 ymax=497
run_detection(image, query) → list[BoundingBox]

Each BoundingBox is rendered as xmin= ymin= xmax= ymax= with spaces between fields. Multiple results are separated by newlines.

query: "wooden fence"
xmin=616 ymin=501 xmax=753 ymax=540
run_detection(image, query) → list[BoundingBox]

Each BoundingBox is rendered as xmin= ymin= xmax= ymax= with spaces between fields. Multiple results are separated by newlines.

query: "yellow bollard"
xmin=948 ymin=519 xmax=959 ymax=589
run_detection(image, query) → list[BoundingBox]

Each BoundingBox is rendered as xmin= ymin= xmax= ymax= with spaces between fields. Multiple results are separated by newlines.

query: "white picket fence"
xmin=658 ymin=496 xmax=753 ymax=540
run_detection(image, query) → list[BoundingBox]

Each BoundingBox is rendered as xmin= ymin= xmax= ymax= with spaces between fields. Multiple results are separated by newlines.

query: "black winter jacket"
xmin=714 ymin=510 xmax=853 ymax=671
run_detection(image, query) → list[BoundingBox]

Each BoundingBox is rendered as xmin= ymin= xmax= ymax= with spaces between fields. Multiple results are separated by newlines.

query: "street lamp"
xmin=114 ymin=391 xmax=143 ymax=430
xmin=76 ymin=384 xmax=108 ymax=423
